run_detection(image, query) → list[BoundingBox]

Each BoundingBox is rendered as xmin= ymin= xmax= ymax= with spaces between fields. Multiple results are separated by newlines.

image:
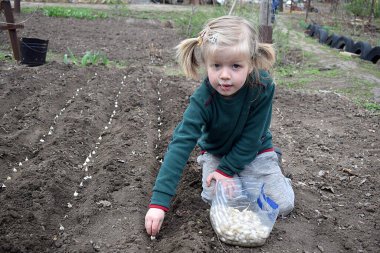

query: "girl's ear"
xmin=248 ymin=62 xmax=254 ymax=74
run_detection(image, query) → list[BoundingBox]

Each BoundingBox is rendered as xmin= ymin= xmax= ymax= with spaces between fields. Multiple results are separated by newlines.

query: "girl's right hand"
xmin=145 ymin=208 xmax=165 ymax=236
xmin=206 ymin=171 xmax=236 ymax=198
xmin=206 ymin=171 xmax=232 ymax=187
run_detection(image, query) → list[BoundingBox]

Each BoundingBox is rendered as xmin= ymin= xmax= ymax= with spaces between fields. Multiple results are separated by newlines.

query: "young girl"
xmin=145 ymin=15 xmax=294 ymax=237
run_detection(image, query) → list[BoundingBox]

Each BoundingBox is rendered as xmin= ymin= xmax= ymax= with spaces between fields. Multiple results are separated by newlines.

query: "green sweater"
xmin=150 ymin=70 xmax=275 ymax=210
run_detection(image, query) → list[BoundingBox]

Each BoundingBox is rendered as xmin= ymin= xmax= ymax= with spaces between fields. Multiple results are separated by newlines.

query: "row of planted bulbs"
xmin=60 ymin=75 xmax=127 ymax=232
xmin=155 ymin=78 xmax=164 ymax=164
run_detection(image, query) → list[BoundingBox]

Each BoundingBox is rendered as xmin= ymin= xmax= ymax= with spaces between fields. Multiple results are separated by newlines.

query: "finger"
xmin=151 ymin=219 xmax=161 ymax=236
xmin=206 ymin=173 xmax=213 ymax=187
xmin=145 ymin=219 xmax=152 ymax=235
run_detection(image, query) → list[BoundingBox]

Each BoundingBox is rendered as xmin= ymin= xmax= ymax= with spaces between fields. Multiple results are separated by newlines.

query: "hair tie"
xmin=197 ymin=36 xmax=203 ymax=46
xmin=197 ymin=30 xmax=207 ymax=46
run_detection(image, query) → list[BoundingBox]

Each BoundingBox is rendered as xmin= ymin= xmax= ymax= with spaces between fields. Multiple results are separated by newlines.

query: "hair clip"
xmin=208 ymin=33 xmax=218 ymax=44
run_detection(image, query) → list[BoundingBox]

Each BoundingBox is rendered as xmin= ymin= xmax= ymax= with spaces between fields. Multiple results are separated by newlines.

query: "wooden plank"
xmin=339 ymin=51 xmax=360 ymax=58
xmin=0 ymin=24 xmax=24 ymax=30
xmin=0 ymin=0 xmax=21 ymax=61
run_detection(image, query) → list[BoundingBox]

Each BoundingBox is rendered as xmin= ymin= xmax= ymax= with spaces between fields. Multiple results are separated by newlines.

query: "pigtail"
xmin=253 ymin=43 xmax=276 ymax=71
xmin=175 ymin=38 xmax=200 ymax=80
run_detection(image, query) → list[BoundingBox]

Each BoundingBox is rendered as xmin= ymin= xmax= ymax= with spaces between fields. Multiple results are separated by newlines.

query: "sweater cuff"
xmin=149 ymin=204 xmax=169 ymax=212
xmin=150 ymin=190 xmax=172 ymax=211
xmin=216 ymin=169 xmax=234 ymax=178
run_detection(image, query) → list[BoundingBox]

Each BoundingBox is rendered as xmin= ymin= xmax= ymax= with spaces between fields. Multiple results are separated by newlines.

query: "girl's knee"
xmin=265 ymin=177 xmax=295 ymax=216
xmin=278 ymin=197 xmax=295 ymax=216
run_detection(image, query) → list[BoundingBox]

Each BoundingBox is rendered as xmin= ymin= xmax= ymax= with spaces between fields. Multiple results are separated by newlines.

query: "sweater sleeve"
xmin=217 ymin=82 xmax=275 ymax=176
xmin=150 ymin=93 xmax=208 ymax=209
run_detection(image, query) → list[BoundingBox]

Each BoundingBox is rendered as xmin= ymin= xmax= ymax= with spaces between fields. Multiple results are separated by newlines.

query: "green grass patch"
xmin=355 ymin=60 xmax=380 ymax=79
xmin=275 ymin=64 xmax=380 ymax=112
xmin=274 ymin=65 xmax=297 ymax=78
xmin=23 ymin=6 xmax=108 ymax=20
xmin=304 ymin=68 xmax=342 ymax=78
xmin=286 ymin=78 xmax=310 ymax=88
xmin=274 ymin=63 xmax=345 ymax=89
xmin=275 ymin=64 xmax=342 ymax=79
xmin=0 ymin=51 xmax=9 ymax=61
xmin=337 ymin=78 xmax=378 ymax=99
xmin=362 ymin=102 xmax=380 ymax=112
xmin=0 ymin=49 xmax=15 ymax=62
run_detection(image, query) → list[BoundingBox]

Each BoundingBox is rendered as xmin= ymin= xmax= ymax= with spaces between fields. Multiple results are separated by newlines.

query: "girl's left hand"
xmin=145 ymin=208 xmax=165 ymax=236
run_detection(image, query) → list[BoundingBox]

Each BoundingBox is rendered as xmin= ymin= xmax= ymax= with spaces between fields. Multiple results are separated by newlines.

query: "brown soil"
xmin=1 ymin=5 xmax=379 ymax=253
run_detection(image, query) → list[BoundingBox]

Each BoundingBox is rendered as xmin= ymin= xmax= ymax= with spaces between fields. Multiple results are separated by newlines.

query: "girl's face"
xmin=206 ymin=48 xmax=253 ymax=97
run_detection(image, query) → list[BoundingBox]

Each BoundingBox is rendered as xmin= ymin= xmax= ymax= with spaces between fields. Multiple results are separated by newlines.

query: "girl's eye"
xmin=232 ymin=64 xmax=241 ymax=69
xmin=214 ymin=64 xmax=220 ymax=68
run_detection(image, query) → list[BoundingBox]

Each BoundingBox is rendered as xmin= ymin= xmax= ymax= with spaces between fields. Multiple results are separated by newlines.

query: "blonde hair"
xmin=175 ymin=15 xmax=275 ymax=82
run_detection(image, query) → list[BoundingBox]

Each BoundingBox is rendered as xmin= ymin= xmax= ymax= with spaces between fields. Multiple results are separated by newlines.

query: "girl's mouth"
xmin=220 ymin=84 xmax=232 ymax=91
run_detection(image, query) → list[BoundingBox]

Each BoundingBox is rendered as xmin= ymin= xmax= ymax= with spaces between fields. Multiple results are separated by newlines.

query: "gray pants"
xmin=197 ymin=151 xmax=295 ymax=216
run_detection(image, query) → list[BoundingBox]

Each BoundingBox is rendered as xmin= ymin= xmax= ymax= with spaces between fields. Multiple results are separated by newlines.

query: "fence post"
xmin=0 ymin=0 xmax=23 ymax=61
xmin=259 ymin=0 xmax=273 ymax=43
xmin=14 ymin=0 xmax=20 ymax=13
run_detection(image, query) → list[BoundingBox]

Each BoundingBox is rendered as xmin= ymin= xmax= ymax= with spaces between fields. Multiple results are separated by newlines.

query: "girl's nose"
xmin=219 ymin=67 xmax=230 ymax=80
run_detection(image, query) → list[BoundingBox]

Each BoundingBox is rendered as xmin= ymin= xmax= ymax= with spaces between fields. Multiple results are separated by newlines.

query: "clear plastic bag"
xmin=209 ymin=178 xmax=279 ymax=247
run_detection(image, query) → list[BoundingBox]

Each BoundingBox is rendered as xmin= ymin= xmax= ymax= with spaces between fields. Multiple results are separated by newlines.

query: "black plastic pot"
xmin=20 ymin=37 xmax=49 ymax=66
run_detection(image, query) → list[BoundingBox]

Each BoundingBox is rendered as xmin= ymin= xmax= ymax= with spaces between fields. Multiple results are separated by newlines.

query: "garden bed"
xmin=0 ymin=4 xmax=379 ymax=252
